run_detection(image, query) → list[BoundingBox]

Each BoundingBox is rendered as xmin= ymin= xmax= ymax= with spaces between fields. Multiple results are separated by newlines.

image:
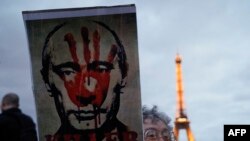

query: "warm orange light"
xmin=176 ymin=118 xmax=188 ymax=123
xmin=174 ymin=53 xmax=195 ymax=141
xmin=175 ymin=54 xmax=186 ymax=112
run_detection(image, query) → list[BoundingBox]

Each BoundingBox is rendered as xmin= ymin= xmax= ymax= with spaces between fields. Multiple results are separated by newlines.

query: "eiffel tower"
xmin=173 ymin=54 xmax=195 ymax=141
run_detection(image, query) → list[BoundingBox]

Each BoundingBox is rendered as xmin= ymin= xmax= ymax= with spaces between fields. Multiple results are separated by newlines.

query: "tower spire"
xmin=174 ymin=54 xmax=195 ymax=141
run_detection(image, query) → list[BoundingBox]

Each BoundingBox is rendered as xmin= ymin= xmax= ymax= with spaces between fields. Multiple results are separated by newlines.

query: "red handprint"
xmin=59 ymin=27 xmax=118 ymax=108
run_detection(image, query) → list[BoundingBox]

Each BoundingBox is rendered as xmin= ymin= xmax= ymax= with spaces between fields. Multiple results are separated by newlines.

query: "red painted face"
xmin=62 ymin=65 xmax=110 ymax=107
xmin=53 ymin=27 xmax=117 ymax=108
xmin=46 ymin=23 xmax=123 ymax=129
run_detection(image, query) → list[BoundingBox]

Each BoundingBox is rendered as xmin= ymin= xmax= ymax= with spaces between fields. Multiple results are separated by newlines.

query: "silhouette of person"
xmin=142 ymin=105 xmax=175 ymax=141
xmin=40 ymin=21 xmax=136 ymax=141
xmin=0 ymin=92 xmax=37 ymax=141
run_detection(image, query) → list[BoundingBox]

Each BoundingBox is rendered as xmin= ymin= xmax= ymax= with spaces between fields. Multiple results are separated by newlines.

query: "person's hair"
xmin=142 ymin=105 xmax=172 ymax=129
xmin=142 ymin=105 xmax=176 ymax=141
xmin=2 ymin=92 xmax=19 ymax=107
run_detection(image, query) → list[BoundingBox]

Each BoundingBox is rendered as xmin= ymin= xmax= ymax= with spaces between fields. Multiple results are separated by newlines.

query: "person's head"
xmin=142 ymin=105 xmax=174 ymax=141
xmin=1 ymin=93 xmax=19 ymax=112
xmin=40 ymin=21 xmax=128 ymax=130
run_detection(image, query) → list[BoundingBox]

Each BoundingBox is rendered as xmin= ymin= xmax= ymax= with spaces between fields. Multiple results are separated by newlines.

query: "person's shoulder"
xmin=19 ymin=112 xmax=35 ymax=123
xmin=0 ymin=113 xmax=5 ymax=121
xmin=0 ymin=112 xmax=11 ymax=119
xmin=0 ymin=112 xmax=14 ymax=125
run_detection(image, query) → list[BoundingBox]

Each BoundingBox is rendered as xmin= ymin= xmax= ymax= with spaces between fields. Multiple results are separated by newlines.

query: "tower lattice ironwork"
xmin=173 ymin=54 xmax=195 ymax=141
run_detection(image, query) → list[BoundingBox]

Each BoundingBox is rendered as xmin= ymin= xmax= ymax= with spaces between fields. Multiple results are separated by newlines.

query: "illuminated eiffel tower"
xmin=173 ymin=54 xmax=195 ymax=141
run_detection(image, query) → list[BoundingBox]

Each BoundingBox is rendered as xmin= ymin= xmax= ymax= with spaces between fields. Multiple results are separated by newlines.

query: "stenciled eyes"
xmin=61 ymin=68 xmax=76 ymax=76
xmin=52 ymin=61 xmax=114 ymax=80
xmin=87 ymin=61 xmax=114 ymax=73
xmin=95 ymin=65 xmax=110 ymax=72
xmin=59 ymin=68 xmax=77 ymax=81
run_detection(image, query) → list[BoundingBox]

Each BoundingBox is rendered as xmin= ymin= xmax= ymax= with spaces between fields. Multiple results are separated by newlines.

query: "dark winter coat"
xmin=0 ymin=108 xmax=37 ymax=141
